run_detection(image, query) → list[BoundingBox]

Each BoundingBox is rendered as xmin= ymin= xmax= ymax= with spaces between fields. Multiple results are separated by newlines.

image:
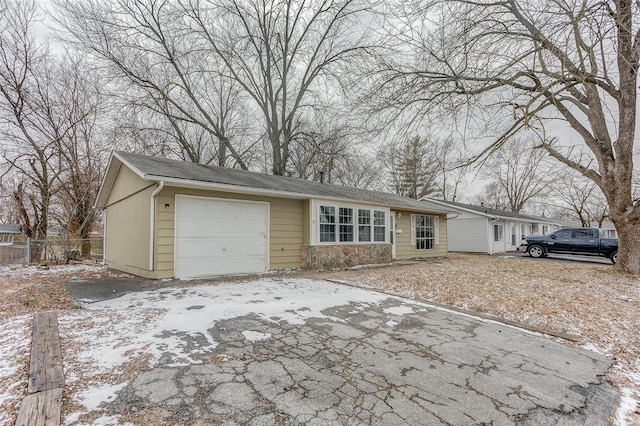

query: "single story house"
xmin=596 ymin=220 xmax=618 ymax=239
xmin=96 ymin=152 xmax=455 ymax=279
xmin=423 ymin=199 xmax=564 ymax=254
xmin=0 ymin=224 xmax=21 ymax=246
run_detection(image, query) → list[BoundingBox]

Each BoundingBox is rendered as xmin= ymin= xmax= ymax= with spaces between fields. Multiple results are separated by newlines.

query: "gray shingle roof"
xmin=424 ymin=198 xmax=560 ymax=223
xmin=0 ymin=224 xmax=21 ymax=234
xmin=116 ymin=151 xmax=454 ymax=214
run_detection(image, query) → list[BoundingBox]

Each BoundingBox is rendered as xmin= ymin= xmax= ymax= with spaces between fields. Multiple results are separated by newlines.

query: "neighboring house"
xmin=96 ymin=152 xmax=455 ymax=279
xmin=423 ymin=199 xmax=564 ymax=254
xmin=595 ymin=220 xmax=618 ymax=239
xmin=0 ymin=224 xmax=21 ymax=246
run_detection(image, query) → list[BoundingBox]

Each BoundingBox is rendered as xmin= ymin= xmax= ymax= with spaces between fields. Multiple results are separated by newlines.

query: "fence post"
xmin=26 ymin=237 xmax=30 ymax=266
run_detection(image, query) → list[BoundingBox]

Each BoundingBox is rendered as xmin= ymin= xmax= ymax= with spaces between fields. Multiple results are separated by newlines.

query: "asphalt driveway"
xmin=64 ymin=278 xmax=615 ymax=425
xmin=497 ymin=250 xmax=614 ymax=265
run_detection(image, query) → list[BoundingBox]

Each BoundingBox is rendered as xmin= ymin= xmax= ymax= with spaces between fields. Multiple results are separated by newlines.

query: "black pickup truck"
xmin=524 ymin=228 xmax=618 ymax=264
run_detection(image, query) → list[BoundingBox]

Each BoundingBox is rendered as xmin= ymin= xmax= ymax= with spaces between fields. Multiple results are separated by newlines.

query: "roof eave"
xmin=143 ymin=175 xmax=451 ymax=214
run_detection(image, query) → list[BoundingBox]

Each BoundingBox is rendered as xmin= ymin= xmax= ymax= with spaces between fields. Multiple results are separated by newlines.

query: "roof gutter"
xmin=149 ymin=181 xmax=164 ymax=271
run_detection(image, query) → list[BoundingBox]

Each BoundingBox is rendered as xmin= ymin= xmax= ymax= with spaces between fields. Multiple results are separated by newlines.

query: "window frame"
xmin=415 ymin=214 xmax=436 ymax=251
xmin=338 ymin=207 xmax=354 ymax=242
xmin=316 ymin=203 xmax=388 ymax=245
xmin=319 ymin=205 xmax=336 ymax=243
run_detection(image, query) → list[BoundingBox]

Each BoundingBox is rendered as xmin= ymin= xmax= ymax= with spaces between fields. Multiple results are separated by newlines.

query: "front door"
xmin=491 ymin=222 xmax=505 ymax=253
xmin=390 ymin=211 xmax=397 ymax=259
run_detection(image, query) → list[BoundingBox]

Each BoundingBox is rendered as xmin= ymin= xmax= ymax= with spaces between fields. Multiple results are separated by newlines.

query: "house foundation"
xmin=301 ymin=244 xmax=392 ymax=270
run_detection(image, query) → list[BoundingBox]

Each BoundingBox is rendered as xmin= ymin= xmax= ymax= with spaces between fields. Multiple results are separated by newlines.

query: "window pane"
xmin=359 ymin=225 xmax=371 ymax=242
xmin=374 ymin=226 xmax=385 ymax=242
xmin=320 ymin=206 xmax=335 ymax=224
xmin=339 ymin=224 xmax=353 ymax=242
xmin=358 ymin=209 xmax=370 ymax=224
xmin=374 ymin=211 xmax=385 ymax=226
xmin=339 ymin=207 xmax=353 ymax=224
xmin=320 ymin=224 xmax=335 ymax=242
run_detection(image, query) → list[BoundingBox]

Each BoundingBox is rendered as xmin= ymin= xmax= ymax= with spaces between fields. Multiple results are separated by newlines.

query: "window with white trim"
xmin=415 ymin=215 xmax=435 ymax=250
xmin=318 ymin=204 xmax=387 ymax=244
xmin=339 ymin=207 xmax=354 ymax=242
xmin=374 ymin=211 xmax=386 ymax=242
xmin=358 ymin=209 xmax=371 ymax=242
xmin=319 ymin=206 xmax=335 ymax=242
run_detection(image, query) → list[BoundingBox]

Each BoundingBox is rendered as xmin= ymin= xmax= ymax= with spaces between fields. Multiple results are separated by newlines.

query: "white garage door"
xmin=174 ymin=196 xmax=269 ymax=279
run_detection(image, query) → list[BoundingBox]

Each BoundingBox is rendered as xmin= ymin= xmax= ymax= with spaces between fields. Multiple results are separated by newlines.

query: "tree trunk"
xmin=612 ymin=219 xmax=640 ymax=274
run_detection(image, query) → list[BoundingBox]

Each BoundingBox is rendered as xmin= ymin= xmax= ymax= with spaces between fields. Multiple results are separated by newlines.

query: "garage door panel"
xmin=176 ymin=258 xmax=263 ymax=277
xmin=175 ymin=196 xmax=268 ymax=279
xmin=175 ymin=238 xmax=267 ymax=258
xmin=177 ymin=219 xmax=267 ymax=239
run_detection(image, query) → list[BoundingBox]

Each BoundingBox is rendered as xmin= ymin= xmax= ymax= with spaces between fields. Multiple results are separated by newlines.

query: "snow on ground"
xmin=0 ymin=263 xmax=107 ymax=279
xmin=0 ymin=315 xmax=31 ymax=426
xmin=58 ymin=278 xmax=391 ymax=423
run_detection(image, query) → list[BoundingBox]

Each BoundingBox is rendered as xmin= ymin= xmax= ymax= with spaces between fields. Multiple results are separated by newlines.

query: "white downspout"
xmin=102 ymin=210 xmax=107 ymax=266
xmin=149 ymin=181 xmax=164 ymax=271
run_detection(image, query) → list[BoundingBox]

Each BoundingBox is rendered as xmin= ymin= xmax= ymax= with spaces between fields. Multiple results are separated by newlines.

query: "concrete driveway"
xmin=64 ymin=278 xmax=615 ymax=425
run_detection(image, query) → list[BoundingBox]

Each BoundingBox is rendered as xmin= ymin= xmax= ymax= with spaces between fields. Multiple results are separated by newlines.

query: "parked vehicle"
xmin=523 ymin=228 xmax=618 ymax=264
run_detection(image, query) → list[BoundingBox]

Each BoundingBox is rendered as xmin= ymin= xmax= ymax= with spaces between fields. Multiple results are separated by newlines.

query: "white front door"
xmin=174 ymin=196 xmax=269 ymax=279
xmin=491 ymin=222 xmax=505 ymax=254
xmin=390 ymin=211 xmax=397 ymax=259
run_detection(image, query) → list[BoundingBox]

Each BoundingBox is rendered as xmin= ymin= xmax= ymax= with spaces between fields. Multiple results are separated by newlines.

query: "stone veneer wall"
xmin=301 ymin=244 xmax=392 ymax=269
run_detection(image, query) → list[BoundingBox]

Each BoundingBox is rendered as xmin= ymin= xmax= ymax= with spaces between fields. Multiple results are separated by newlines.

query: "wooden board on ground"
xmin=28 ymin=311 xmax=64 ymax=393
xmin=15 ymin=388 xmax=62 ymax=426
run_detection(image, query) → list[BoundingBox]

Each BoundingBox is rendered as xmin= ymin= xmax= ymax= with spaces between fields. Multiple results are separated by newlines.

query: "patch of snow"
xmin=60 ymin=278 xmax=388 ymax=372
xmin=0 ymin=315 xmax=31 ymax=418
xmin=64 ymin=382 xmax=128 ymax=425
xmin=386 ymin=320 xmax=398 ymax=327
xmin=383 ymin=305 xmax=414 ymax=316
xmin=2 ymin=264 xmax=106 ymax=278
xmin=615 ymin=388 xmax=639 ymax=426
xmin=242 ymin=330 xmax=272 ymax=342
xmin=581 ymin=342 xmax=607 ymax=355
xmin=348 ymin=263 xmax=393 ymax=270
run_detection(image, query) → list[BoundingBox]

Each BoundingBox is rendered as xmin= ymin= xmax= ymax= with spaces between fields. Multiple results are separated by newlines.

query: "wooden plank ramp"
xmin=15 ymin=388 xmax=62 ymax=426
xmin=15 ymin=311 xmax=64 ymax=426
xmin=28 ymin=311 xmax=64 ymax=393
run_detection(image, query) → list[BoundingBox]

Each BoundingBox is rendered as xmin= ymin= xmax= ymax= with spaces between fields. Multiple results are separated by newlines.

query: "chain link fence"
xmin=0 ymin=237 xmax=103 ymax=266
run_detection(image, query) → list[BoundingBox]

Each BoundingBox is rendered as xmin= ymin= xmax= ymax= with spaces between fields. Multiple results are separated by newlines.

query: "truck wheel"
xmin=610 ymin=251 xmax=618 ymax=264
xmin=528 ymin=244 xmax=545 ymax=258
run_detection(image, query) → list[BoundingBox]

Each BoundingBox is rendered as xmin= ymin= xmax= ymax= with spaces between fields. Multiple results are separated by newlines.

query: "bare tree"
xmin=471 ymin=182 xmax=510 ymax=211
xmin=431 ymin=136 xmax=468 ymax=202
xmin=478 ymin=137 xmax=556 ymax=213
xmin=55 ymin=0 xmax=252 ymax=168
xmin=50 ymin=55 xmax=107 ymax=257
xmin=0 ymin=0 xmax=60 ymax=261
xmin=553 ymin=173 xmax=609 ymax=227
xmin=376 ymin=0 xmax=640 ymax=272
xmin=1 ymin=0 xmax=107 ymax=261
xmin=182 ymin=0 xmax=377 ymax=175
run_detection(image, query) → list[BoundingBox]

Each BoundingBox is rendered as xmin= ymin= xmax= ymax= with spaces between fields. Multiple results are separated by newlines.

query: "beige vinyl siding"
xmin=302 ymin=199 xmax=310 ymax=244
xmin=154 ymin=187 xmax=303 ymax=277
xmin=105 ymin=165 xmax=153 ymax=206
xmin=104 ymin=169 xmax=153 ymax=277
xmin=395 ymin=210 xmax=447 ymax=260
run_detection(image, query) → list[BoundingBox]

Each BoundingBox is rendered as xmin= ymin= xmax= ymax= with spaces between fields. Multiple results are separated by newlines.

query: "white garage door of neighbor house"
xmin=174 ymin=196 xmax=269 ymax=279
